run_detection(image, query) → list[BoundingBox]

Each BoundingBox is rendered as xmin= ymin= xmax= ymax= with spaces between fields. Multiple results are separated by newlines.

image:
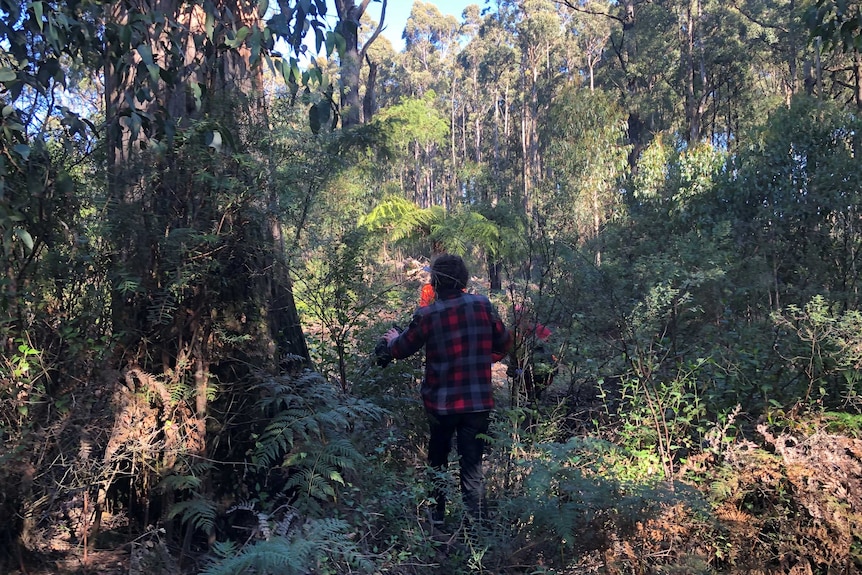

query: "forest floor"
xmin=11 ymin=356 xmax=861 ymax=574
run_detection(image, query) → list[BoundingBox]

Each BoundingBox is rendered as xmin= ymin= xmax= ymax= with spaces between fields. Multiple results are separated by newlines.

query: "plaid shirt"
xmin=389 ymin=290 xmax=512 ymax=414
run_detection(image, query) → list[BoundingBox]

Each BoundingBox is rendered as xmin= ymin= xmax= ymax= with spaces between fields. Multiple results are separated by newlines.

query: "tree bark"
xmin=335 ymin=0 xmax=386 ymax=128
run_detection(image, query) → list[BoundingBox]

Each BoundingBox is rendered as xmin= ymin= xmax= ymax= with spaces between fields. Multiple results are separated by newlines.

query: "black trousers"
xmin=427 ymin=410 xmax=490 ymax=519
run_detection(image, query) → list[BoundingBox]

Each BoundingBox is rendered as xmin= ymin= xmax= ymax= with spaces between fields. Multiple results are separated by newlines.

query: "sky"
xmin=362 ymin=0 xmax=473 ymax=51
xmin=285 ymin=1 xmax=475 ymax=61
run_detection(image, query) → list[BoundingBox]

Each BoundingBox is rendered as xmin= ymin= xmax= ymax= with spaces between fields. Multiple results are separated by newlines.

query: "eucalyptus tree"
xmin=100 ymin=1 xmax=328 ymax=484
xmin=566 ymin=0 xmax=614 ymax=92
xmin=514 ymin=0 xmax=565 ymax=215
xmin=458 ymin=5 xmax=520 ymax=205
xmin=807 ymin=0 xmax=862 ymax=109
xmin=334 ymin=0 xmax=388 ymax=127
xmin=542 ymin=85 xmax=629 ymax=266
xmin=595 ymin=0 xmax=780 ymax=160
xmin=1 ymin=0 xmax=339 ymax=555
xmin=395 ymin=2 xmax=462 ymax=206
xmin=371 ymin=92 xmax=449 ymax=207
xmin=454 ymin=4 xmax=485 ymax=166
xmin=401 ymin=0 xmax=461 ymax=98
xmin=358 ymin=12 xmax=398 ymax=123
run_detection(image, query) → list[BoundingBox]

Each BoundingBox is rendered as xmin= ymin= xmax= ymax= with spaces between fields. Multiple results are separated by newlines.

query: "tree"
xmin=515 ymin=0 xmax=564 ymax=214
xmin=371 ymin=92 xmax=449 ymax=206
xmin=568 ymin=0 xmax=613 ymax=92
xmin=335 ymin=0 xmax=388 ymax=127
xmin=1 ymin=0 xmax=336 ymax=555
xmin=543 ymin=86 xmax=629 ymax=266
xmin=807 ymin=0 xmax=862 ymax=109
xmin=727 ymin=95 xmax=862 ymax=310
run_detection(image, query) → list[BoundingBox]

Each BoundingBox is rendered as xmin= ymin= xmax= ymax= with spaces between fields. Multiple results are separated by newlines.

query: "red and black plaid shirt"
xmin=389 ymin=290 xmax=512 ymax=415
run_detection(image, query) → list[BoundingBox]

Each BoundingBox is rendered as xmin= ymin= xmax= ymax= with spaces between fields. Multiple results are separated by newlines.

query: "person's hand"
xmin=383 ymin=328 xmax=400 ymax=344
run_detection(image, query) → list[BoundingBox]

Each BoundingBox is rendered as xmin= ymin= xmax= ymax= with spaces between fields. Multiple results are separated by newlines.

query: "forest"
xmin=1 ymin=0 xmax=862 ymax=573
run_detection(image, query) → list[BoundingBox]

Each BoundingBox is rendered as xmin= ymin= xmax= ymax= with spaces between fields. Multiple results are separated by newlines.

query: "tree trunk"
xmin=683 ymin=0 xmax=701 ymax=143
xmin=363 ymin=57 xmax=378 ymax=122
xmin=102 ymin=0 xmax=310 ymax=541
xmin=855 ymin=50 xmax=862 ymax=110
xmin=335 ymin=0 xmax=385 ymax=128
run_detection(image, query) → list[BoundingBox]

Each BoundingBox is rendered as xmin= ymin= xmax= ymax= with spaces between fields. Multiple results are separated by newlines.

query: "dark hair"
xmin=431 ymin=254 xmax=468 ymax=291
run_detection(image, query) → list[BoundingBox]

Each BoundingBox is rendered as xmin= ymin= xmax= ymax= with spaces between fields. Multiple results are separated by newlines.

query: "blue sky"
xmin=363 ymin=0 xmax=474 ymax=51
xmin=286 ymin=1 xmax=474 ymax=59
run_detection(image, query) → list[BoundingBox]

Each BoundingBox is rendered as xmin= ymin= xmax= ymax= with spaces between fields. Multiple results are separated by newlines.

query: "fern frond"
xmin=167 ymin=497 xmax=217 ymax=533
xmin=358 ymin=195 xmax=419 ymax=232
xmin=200 ymin=518 xmax=375 ymax=575
xmin=253 ymin=374 xmax=384 ymax=469
xmin=210 ymin=540 xmax=239 ymax=560
xmin=156 ymin=473 xmax=202 ymax=492
xmin=147 ymin=289 xmax=178 ymax=326
xmin=200 ymin=538 xmax=307 ymax=575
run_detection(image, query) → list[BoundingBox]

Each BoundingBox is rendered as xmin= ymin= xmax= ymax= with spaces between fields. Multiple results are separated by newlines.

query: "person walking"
xmin=383 ymin=254 xmax=511 ymax=523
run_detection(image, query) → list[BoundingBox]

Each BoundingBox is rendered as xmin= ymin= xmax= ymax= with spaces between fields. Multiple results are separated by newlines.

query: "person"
xmin=383 ymin=254 xmax=511 ymax=523
xmin=508 ymin=304 xmax=558 ymax=405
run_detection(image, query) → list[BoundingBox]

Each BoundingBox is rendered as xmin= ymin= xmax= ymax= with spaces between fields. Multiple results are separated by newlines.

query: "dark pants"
xmin=427 ymin=410 xmax=490 ymax=520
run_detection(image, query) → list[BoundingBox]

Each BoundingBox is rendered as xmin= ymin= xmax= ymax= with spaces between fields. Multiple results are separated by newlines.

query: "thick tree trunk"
xmin=101 ymin=1 xmax=310 ymax=546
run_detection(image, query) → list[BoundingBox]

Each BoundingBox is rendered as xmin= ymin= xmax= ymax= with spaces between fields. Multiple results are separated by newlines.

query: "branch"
xmin=727 ymin=0 xmax=789 ymax=34
xmin=359 ymin=0 xmax=386 ymax=64
xmin=555 ymin=0 xmax=654 ymax=27
xmin=554 ymin=0 xmax=626 ymax=25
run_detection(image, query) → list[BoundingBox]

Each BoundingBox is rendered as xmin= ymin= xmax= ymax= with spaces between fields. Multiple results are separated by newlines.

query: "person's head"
xmin=430 ymin=254 xmax=468 ymax=291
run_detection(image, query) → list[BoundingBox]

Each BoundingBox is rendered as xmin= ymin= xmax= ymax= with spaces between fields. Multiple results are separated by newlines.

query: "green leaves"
xmin=13 ymin=228 xmax=33 ymax=251
xmin=224 ymin=25 xmax=250 ymax=48
xmin=806 ymin=0 xmax=862 ymax=51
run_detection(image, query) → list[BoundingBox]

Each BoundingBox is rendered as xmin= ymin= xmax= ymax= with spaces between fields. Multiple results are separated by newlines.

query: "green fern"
xmin=167 ymin=497 xmax=217 ymax=534
xmin=147 ymin=289 xmax=178 ymax=326
xmin=283 ymin=438 xmax=362 ymax=502
xmin=156 ymin=473 xmax=202 ymax=492
xmin=253 ymin=371 xmax=385 ymax=469
xmin=359 ymin=196 xmax=444 ymax=244
xmin=200 ymin=518 xmax=374 ymax=575
xmin=502 ymin=436 xmax=697 ymax=557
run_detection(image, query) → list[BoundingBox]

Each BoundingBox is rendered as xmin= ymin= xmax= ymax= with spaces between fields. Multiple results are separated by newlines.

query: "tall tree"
xmin=543 ymin=86 xmax=629 ymax=266
xmin=807 ymin=0 xmax=862 ymax=109
xmin=335 ymin=0 xmax=387 ymax=127
xmin=568 ymin=0 xmax=613 ymax=92
xmin=515 ymin=0 xmax=563 ymax=216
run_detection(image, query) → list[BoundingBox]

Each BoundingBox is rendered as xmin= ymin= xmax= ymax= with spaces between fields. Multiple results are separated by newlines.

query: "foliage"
xmin=252 ymin=370 xmax=385 ymax=509
xmin=201 ymin=517 xmax=373 ymax=575
xmin=806 ymin=0 xmax=862 ymax=52
xmin=3 ymin=0 xmax=862 ymax=572
xmin=727 ymin=94 xmax=862 ymax=310
xmin=772 ymin=295 xmax=862 ymax=408
xmin=693 ymin=422 xmax=862 ymax=573
xmin=483 ymin=415 xmax=711 ymax=571
xmin=293 ymin=227 xmax=387 ymax=390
